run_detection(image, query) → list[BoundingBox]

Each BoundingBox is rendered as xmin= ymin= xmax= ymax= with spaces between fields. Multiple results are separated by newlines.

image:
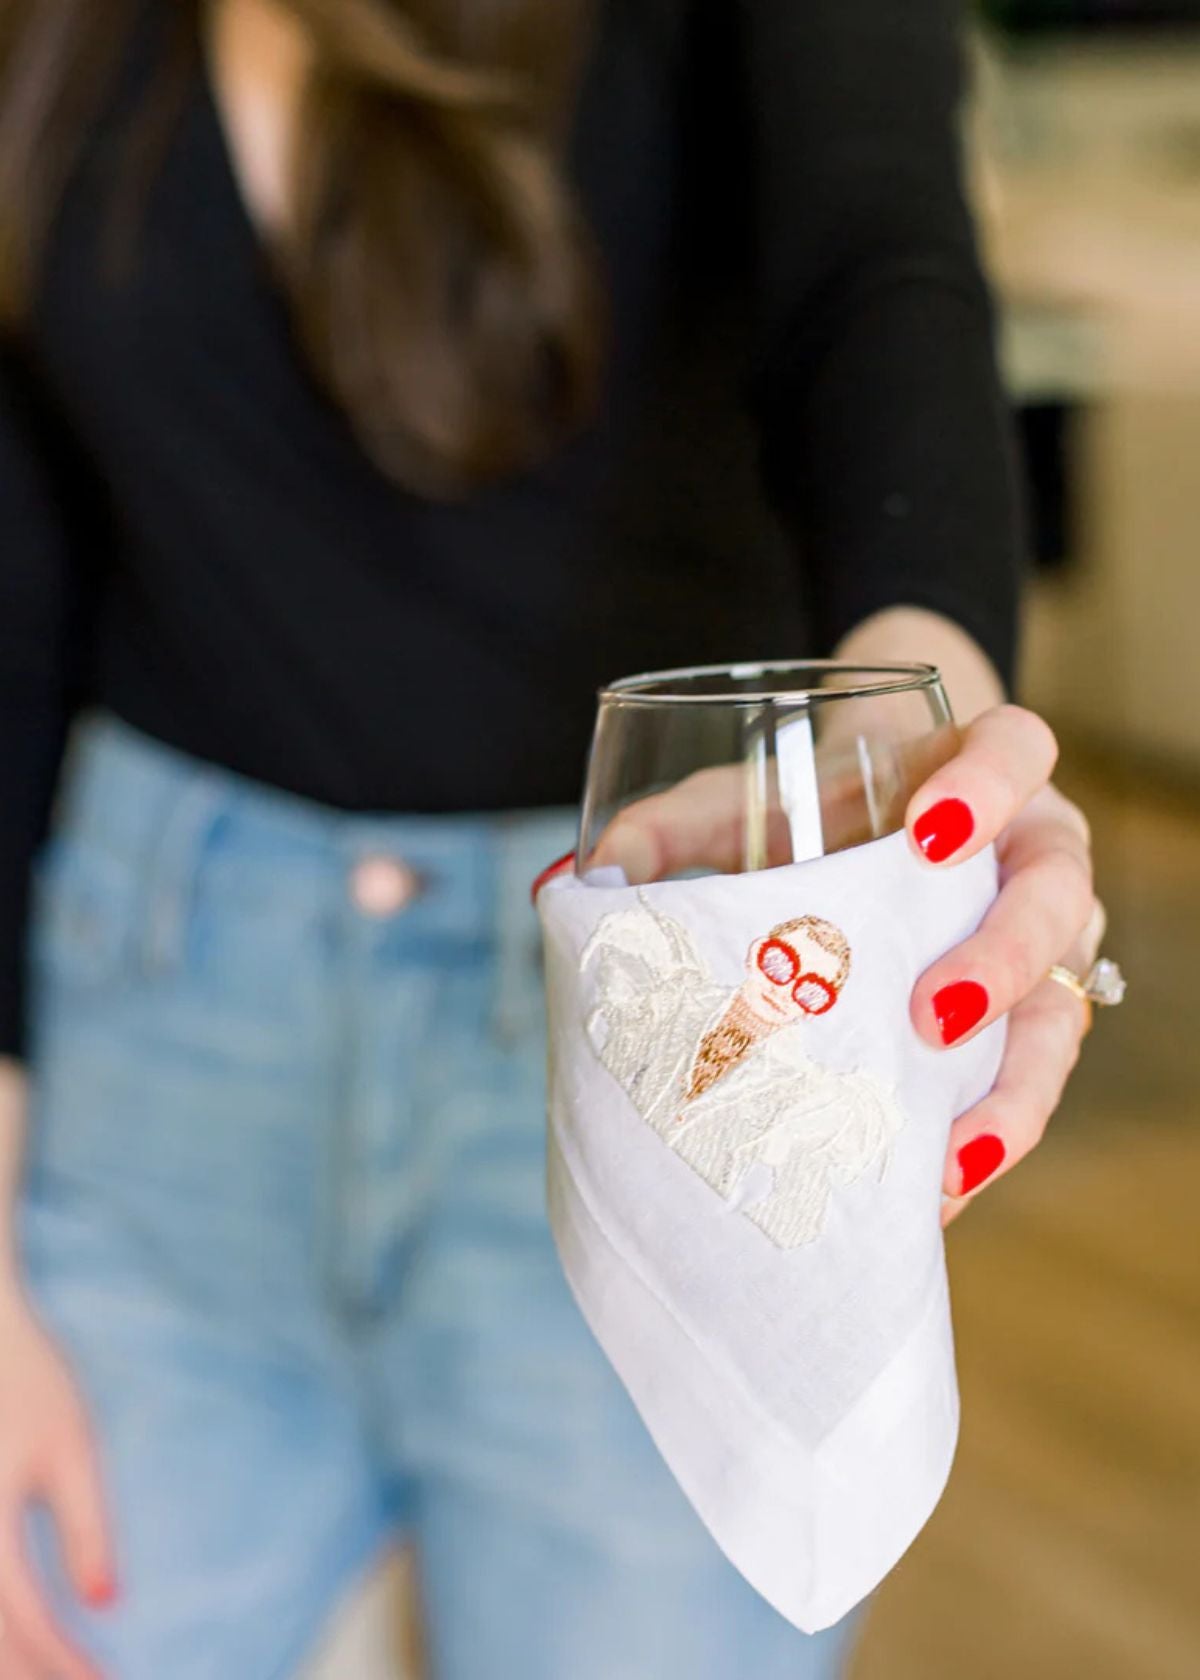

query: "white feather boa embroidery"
xmin=580 ymin=896 xmax=905 ymax=1248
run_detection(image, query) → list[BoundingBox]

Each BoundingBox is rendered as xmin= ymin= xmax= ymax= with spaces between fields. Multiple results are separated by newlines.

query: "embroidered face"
xmin=741 ymin=916 xmax=851 ymax=1027
xmin=683 ymin=914 xmax=853 ymax=1107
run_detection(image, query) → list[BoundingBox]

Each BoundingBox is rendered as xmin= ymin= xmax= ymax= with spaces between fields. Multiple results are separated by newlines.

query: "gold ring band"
xmin=1048 ymin=965 xmax=1094 ymax=1034
xmin=1047 ymin=964 xmax=1089 ymax=1002
xmin=1047 ymin=956 xmax=1126 ymax=1033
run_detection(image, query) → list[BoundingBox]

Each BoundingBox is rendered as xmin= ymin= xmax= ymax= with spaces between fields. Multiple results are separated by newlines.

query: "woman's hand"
xmin=903 ymin=704 xmax=1099 ymax=1223
xmin=0 ymin=1291 xmax=112 ymax=1680
xmin=532 ymin=602 xmax=1098 ymax=1216
xmin=536 ymin=710 xmax=1097 ymax=1224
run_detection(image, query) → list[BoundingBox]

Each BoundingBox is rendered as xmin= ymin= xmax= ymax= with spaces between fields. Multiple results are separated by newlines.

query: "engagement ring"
xmin=1048 ymin=957 xmax=1126 ymax=1031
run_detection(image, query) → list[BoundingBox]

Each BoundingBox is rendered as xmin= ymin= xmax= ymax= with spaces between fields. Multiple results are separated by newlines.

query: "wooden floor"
xmin=850 ymin=755 xmax=1200 ymax=1680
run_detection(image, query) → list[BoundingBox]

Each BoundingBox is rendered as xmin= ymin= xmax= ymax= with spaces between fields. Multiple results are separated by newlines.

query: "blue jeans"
xmin=19 ymin=717 xmax=860 ymax=1680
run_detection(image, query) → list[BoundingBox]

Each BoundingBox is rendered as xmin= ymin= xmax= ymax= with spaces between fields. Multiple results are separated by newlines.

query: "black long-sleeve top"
xmin=0 ymin=0 xmax=1022 ymax=1054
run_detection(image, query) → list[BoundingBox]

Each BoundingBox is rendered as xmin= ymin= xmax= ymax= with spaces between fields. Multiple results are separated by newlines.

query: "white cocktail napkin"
xmin=537 ymin=828 xmax=1004 ymax=1632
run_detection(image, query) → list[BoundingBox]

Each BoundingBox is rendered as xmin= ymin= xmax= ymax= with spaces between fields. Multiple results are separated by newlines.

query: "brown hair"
xmin=0 ymin=0 xmax=604 ymax=497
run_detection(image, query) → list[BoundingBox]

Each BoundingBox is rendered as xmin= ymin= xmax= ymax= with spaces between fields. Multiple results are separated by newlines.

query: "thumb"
xmin=45 ymin=1424 xmax=116 ymax=1610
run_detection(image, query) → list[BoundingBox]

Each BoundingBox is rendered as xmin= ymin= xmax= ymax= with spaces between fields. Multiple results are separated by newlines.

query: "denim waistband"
xmin=53 ymin=713 xmax=579 ymax=954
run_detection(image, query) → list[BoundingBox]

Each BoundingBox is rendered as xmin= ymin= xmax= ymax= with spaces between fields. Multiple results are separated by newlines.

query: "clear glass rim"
xmin=597 ymin=659 xmax=945 ymax=707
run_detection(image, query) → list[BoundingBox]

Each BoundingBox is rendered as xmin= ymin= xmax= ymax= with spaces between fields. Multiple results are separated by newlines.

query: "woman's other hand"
xmin=0 ymin=1290 xmax=112 ymax=1680
xmin=0 ymin=1054 xmax=112 ymax=1680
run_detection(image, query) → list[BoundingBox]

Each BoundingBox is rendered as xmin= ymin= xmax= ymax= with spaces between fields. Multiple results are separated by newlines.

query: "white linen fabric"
xmin=536 ymin=829 xmax=1005 ymax=1632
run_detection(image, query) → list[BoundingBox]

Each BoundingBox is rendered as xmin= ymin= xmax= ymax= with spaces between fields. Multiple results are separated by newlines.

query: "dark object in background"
xmin=1017 ymin=402 xmax=1077 ymax=574
xmin=983 ymin=0 xmax=1200 ymax=29
xmin=981 ymin=0 xmax=1196 ymax=28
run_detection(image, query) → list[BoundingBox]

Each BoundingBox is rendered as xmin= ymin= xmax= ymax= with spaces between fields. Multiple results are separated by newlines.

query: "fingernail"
xmin=913 ymin=797 xmax=975 ymax=863
xmin=957 ymin=1132 xmax=1006 ymax=1195
xmin=85 ymin=1573 xmax=118 ymax=1608
xmin=530 ymin=851 xmax=575 ymax=904
xmin=932 ymin=979 xmax=989 ymax=1044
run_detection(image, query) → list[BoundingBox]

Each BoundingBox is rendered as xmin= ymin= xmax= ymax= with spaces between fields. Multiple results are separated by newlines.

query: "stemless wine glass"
xmin=576 ymin=660 xmax=958 ymax=885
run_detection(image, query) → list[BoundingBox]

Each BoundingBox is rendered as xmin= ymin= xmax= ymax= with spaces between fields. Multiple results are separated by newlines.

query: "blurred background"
xmin=301 ymin=3 xmax=1200 ymax=1674
xmin=863 ymin=3 xmax=1200 ymax=1675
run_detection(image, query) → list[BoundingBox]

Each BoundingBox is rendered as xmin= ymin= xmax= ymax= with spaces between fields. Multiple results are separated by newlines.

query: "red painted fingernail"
xmin=957 ymin=1132 xmax=1006 ymax=1195
xmin=531 ymin=850 xmax=575 ymax=904
xmin=932 ymin=979 xmax=989 ymax=1044
xmin=913 ymin=797 xmax=975 ymax=863
xmin=85 ymin=1573 xmax=118 ymax=1608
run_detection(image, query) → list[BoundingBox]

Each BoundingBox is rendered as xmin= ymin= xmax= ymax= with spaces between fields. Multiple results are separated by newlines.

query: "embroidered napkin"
xmin=536 ymin=828 xmax=1004 ymax=1633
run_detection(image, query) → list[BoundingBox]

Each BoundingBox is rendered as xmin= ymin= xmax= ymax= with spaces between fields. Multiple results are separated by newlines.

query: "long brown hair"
xmin=0 ymin=0 xmax=604 ymax=496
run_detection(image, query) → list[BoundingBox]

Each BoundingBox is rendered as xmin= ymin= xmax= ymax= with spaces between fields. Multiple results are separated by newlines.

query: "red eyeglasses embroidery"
xmin=756 ymin=937 xmax=839 ymax=1015
xmin=581 ymin=897 xmax=903 ymax=1249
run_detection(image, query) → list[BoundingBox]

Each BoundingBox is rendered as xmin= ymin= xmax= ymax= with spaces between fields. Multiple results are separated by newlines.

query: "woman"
xmin=0 ymin=1 xmax=1098 ymax=1676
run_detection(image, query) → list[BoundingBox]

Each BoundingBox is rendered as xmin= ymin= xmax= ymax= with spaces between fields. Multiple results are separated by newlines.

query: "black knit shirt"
xmin=0 ymin=0 xmax=1022 ymax=1052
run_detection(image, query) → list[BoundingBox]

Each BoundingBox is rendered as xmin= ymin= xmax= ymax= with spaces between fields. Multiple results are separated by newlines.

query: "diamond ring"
xmin=1048 ymin=956 xmax=1126 ymax=1031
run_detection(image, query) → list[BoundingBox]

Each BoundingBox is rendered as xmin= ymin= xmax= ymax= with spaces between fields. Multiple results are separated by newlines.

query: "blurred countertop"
xmin=970 ymin=31 xmax=1200 ymax=399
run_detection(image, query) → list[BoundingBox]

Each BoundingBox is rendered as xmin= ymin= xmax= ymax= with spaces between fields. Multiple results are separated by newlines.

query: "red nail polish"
xmin=530 ymin=851 xmax=575 ymax=904
xmin=85 ymin=1573 xmax=118 ymax=1609
xmin=913 ymin=797 xmax=975 ymax=863
xmin=932 ymin=979 xmax=989 ymax=1044
xmin=957 ymin=1132 xmax=1006 ymax=1195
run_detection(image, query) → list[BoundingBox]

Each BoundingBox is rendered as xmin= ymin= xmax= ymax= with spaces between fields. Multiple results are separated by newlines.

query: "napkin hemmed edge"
xmin=548 ymin=1127 xmax=960 ymax=1634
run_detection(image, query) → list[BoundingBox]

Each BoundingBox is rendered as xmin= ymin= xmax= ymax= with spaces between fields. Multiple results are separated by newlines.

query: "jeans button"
xmin=350 ymin=856 xmax=419 ymax=917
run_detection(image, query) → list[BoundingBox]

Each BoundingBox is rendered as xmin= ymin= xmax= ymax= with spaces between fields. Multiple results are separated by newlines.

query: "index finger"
xmin=586 ymin=765 xmax=794 ymax=884
xmin=905 ymin=705 xmax=1059 ymax=866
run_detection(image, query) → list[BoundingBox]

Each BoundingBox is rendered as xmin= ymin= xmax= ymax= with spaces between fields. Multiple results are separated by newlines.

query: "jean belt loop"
xmin=137 ymin=773 xmax=228 ymax=978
